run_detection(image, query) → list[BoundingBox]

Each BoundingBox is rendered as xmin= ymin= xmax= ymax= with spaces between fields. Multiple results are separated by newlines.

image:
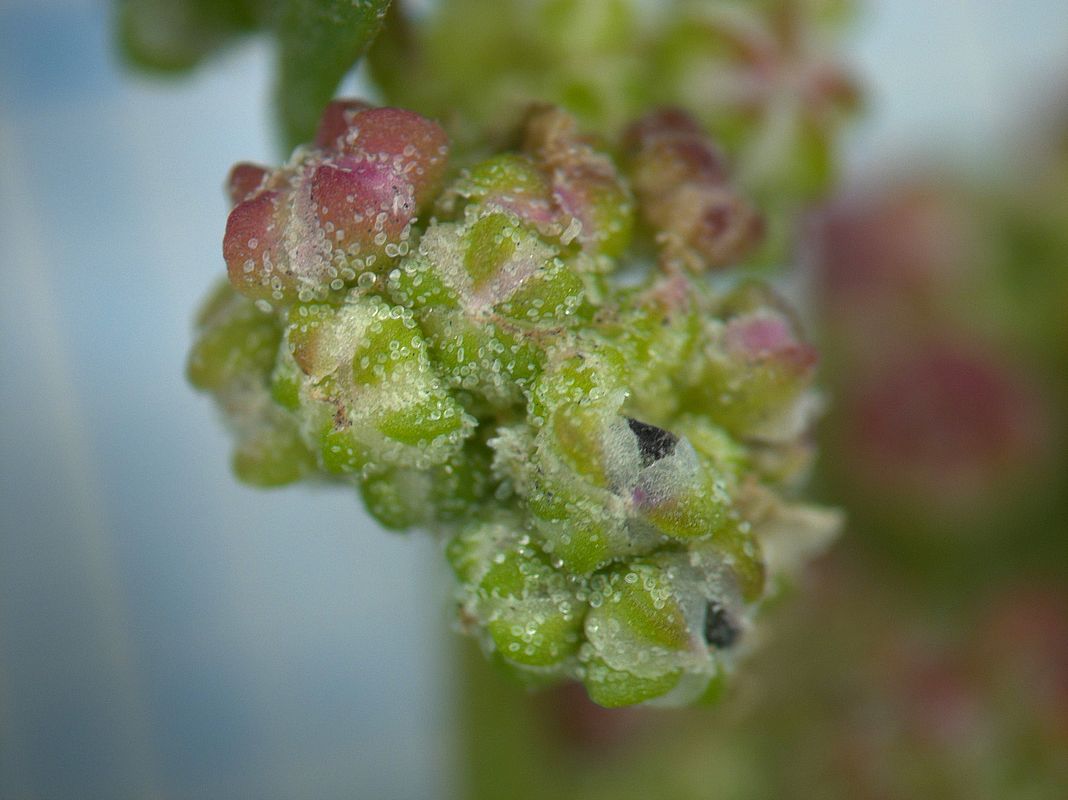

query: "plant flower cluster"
xmin=189 ymin=99 xmax=838 ymax=706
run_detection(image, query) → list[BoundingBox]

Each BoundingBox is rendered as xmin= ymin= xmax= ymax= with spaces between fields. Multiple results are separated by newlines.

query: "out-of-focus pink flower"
xmin=813 ymin=183 xmax=976 ymax=313
xmin=843 ymin=340 xmax=1049 ymax=516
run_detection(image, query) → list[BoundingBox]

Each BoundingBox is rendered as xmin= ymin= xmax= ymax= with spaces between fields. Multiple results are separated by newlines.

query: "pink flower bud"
xmin=723 ymin=310 xmax=818 ymax=376
xmin=813 ymin=183 xmax=976 ymax=315
xmin=845 ymin=342 xmax=1049 ymax=514
xmin=884 ymin=640 xmax=982 ymax=747
xmin=624 ymin=109 xmax=763 ymax=270
xmin=223 ymin=190 xmax=287 ymax=300
xmin=623 ymin=109 xmax=730 ymax=190
xmin=226 ymin=162 xmax=270 ymax=206
xmin=314 ymin=99 xmax=374 ymax=149
xmin=331 ymin=107 xmax=450 ymax=211
xmin=222 ymin=101 xmax=453 ymax=301
xmin=521 ymin=105 xmax=635 ymax=257
xmin=310 ymin=157 xmax=417 ymax=263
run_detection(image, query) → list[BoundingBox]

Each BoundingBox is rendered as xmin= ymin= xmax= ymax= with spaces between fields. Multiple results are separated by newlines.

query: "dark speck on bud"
xmin=703 ymin=602 xmax=739 ymax=649
xmin=627 ymin=417 xmax=678 ymax=467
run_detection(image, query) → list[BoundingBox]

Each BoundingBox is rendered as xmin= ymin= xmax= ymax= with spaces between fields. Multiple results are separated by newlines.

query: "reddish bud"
xmin=331 ymin=107 xmax=450 ymax=210
xmin=221 ymin=102 xmax=453 ymax=301
xmin=622 ymin=108 xmax=705 ymax=149
xmin=623 ymin=109 xmax=730 ymax=191
xmin=226 ymin=162 xmax=270 ymax=206
xmin=310 ymin=157 xmax=417 ymax=261
xmin=887 ymin=642 xmax=982 ymax=746
xmin=813 ymin=183 xmax=976 ymax=313
xmin=523 ymin=105 xmax=635 ymax=257
xmin=624 ymin=109 xmax=762 ymax=269
xmin=314 ymin=99 xmax=374 ymax=149
xmin=846 ymin=343 xmax=1048 ymax=511
xmin=223 ymin=190 xmax=288 ymax=300
xmin=723 ymin=310 xmax=817 ymax=376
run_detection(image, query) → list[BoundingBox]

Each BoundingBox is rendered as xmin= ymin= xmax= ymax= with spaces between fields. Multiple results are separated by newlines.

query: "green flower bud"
xmin=580 ymin=547 xmax=753 ymax=706
xmin=188 ymin=283 xmax=318 ymax=488
xmin=284 ymin=293 xmax=474 ymax=470
xmin=187 ymin=281 xmax=282 ymax=392
xmin=440 ymin=107 xmax=636 ymax=267
xmin=387 ymin=208 xmax=586 ymax=409
xmin=580 ymin=561 xmax=691 ymax=706
xmin=522 ymin=105 xmax=636 ymax=259
xmin=269 ymin=348 xmax=303 ymax=412
xmin=523 ymin=406 xmax=740 ymax=573
xmin=231 ymin=415 xmax=317 ymax=488
xmin=595 ymin=276 xmax=702 ymax=420
xmin=526 ymin=345 xmax=629 ymax=427
xmin=358 ymin=439 xmax=495 ymax=531
xmin=582 ymin=656 xmax=683 ymax=709
xmin=444 ymin=154 xmax=557 ymax=231
xmin=450 ymin=515 xmax=588 ymax=667
xmin=680 ymin=294 xmax=818 ymax=439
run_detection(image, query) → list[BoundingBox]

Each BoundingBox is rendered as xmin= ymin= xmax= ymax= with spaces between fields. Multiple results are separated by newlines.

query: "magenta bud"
xmin=888 ymin=642 xmax=980 ymax=746
xmin=723 ymin=310 xmax=817 ymax=376
xmin=226 ymin=162 xmax=270 ymax=207
xmin=813 ymin=184 xmax=975 ymax=313
xmin=521 ymin=105 xmax=635 ymax=257
xmin=221 ymin=103 xmax=453 ymax=301
xmin=310 ymin=157 xmax=417 ymax=260
xmin=623 ymin=109 xmax=730 ymax=189
xmin=314 ymin=99 xmax=374 ymax=149
xmin=223 ymin=190 xmax=287 ymax=300
xmin=623 ymin=108 xmax=706 ymax=147
xmin=331 ymin=106 xmax=450 ymax=211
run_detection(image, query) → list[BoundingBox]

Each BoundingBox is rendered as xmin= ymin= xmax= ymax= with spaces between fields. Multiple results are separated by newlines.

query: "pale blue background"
xmin=0 ymin=1 xmax=1065 ymax=798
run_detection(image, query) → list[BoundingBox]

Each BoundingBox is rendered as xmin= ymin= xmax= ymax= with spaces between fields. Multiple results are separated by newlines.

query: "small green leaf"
xmin=116 ymin=0 xmax=260 ymax=73
xmin=271 ymin=0 xmax=394 ymax=149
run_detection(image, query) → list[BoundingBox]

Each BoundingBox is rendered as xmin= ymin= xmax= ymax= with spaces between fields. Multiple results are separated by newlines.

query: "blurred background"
xmin=1 ymin=1 xmax=1067 ymax=798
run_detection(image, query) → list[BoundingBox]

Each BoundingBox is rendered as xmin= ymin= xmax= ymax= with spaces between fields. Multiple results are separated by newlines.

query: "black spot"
xmin=626 ymin=418 xmax=678 ymax=467
xmin=703 ymin=602 xmax=739 ymax=649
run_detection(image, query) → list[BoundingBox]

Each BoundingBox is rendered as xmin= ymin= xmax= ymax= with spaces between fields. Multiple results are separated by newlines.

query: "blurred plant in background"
xmin=112 ymin=0 xmax=1068 ymax=796
xmin=809 ymin=114 xmax=1068 ymax=578
xmin=116 ymin=0 xmax=393 ymax=146
xmin=370 ymin=0 xmax=858 ymax=241
xmin=369 ymin=0 xmax=858 ymax=266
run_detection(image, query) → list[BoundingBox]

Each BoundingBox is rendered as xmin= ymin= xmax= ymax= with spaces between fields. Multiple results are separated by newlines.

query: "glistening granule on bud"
xmin=189 ymin=99 xmax=840 ymax=707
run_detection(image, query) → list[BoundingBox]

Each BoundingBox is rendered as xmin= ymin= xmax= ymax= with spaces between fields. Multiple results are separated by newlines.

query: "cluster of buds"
xmin=189 ymin=99 xmax=837 ymax=706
